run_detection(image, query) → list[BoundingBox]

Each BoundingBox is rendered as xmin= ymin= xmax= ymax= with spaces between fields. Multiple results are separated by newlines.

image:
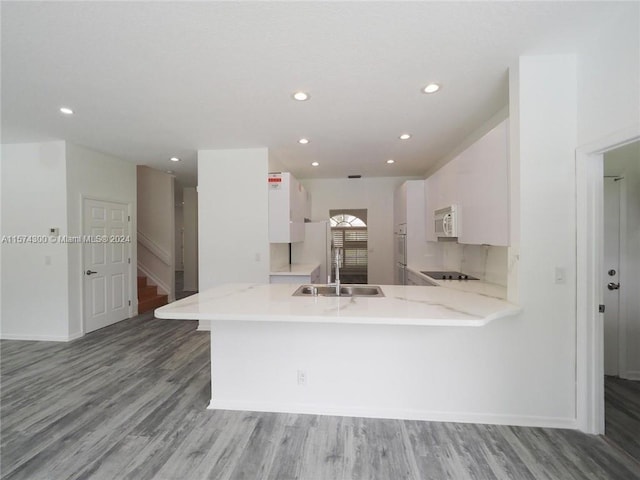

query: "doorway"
xmin=329 ymin=209 xmax=368 ymax=284
xmin=576 ymin=130 xmax=640 ymax=434
xmin=83 ymin=198 xmax=133 ymax=333
xmin=603 ymin=176 xmax=622 ymax=377
xmin=602 ymin=144 xmax=640 ymax=460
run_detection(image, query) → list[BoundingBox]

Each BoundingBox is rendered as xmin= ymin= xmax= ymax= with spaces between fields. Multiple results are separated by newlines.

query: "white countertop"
xmin=155 ymin=283 xmax=521 ymax=327
xmin=407 ymin=266 xmax=508 ymax=300
xmin=269 ymin=263 xmax=320 ymax=276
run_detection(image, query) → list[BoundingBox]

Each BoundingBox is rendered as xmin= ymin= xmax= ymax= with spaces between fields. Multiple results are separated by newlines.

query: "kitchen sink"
xmin=292 ymin=284 xmax=385 ymax=297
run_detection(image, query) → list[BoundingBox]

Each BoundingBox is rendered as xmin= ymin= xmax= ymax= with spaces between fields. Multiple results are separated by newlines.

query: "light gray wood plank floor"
xmin=2 ymin=314 xmax=639 ymax=480
xmin=605 ymin=375 xmax=640 ymax=462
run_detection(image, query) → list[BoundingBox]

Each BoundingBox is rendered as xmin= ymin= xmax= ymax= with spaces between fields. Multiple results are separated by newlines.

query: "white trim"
xmin=137 ymin=262 xmax=172 ymax=300
xmin=0 ymin=331 xmax=83 ymax=342
xmin=621 ymin=371 xmax=640 ymax=381
xmin=207 ymin=399 xmax=577 ymax=429
xmin=197 ymin=319 xmax=211 ymax=331
xmin=576 ymin=123 xmax=640 ymax=434
xmin=138 ymin=229 xmax=172 ymax=266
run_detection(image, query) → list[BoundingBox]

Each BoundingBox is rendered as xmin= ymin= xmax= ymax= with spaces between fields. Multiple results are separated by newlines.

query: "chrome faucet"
xmin=328 ymin=247 xmax=342 ymax=296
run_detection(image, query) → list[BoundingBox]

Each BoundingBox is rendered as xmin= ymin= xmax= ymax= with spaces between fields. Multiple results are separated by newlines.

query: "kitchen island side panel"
xmin=207 ymin=320 xmax=573 ymax=428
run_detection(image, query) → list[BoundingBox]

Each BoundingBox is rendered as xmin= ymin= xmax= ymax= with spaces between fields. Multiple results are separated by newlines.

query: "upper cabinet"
xmin=393 ymin=181 xmax=408 ymax=230
xmin=425 ymin=119 xmax=510 ymax=246
xmin=268 ymin=172 xmax=306 ymax=243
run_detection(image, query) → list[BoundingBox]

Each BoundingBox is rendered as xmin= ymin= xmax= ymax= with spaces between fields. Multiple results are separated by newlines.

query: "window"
xmin=329 ymin=211 xmax=368 ymax=284
xmin=330 ymin=214 xmax=366 ymax=228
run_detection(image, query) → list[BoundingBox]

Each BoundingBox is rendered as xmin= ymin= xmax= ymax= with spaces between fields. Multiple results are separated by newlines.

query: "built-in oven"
xmin=395 ymin=224 xmax=407 ymax=285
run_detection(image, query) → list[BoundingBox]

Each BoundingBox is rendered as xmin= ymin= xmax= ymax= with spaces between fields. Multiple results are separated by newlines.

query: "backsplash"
xmin=440 ymin=242 xmax=508 ymax=287
xmin=270 ymin=243 xmax=289 ymax=270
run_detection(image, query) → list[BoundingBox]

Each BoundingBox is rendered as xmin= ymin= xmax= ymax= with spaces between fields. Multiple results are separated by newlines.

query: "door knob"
xmin=607 ymin=282 xmax=620 ymax=290
xmin=85 ymin=270 xmax=98 ymax=276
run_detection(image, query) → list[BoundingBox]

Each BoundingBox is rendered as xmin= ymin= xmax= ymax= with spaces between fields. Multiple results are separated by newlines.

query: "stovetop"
xmin=421 ymin=271 xmax=479 ymax=281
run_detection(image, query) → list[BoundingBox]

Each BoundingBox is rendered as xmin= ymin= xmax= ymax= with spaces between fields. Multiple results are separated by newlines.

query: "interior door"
xmin=603 ymin=177 xmax=621 ymax=376
xmin=83 ymin=199 xmax=131 ymax=333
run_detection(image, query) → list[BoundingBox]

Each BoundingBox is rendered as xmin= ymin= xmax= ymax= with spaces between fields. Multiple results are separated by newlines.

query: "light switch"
xmin=554 ymin=267 xmax=566 ymax=284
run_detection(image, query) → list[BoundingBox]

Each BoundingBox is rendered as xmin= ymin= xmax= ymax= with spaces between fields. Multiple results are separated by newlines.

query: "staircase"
xmin=138 ymin=275 xmax=168 ymax=314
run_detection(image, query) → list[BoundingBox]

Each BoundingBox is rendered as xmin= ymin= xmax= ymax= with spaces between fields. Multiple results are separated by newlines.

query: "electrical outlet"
xmin=297 ymin=370 xmax=307 ymax=386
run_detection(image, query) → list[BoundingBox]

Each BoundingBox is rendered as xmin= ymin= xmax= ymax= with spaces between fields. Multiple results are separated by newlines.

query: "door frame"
xmin=80 ymin=195 xmax=135 ymax=336
xmin=576 ymin=124 xmax=639 ymax=434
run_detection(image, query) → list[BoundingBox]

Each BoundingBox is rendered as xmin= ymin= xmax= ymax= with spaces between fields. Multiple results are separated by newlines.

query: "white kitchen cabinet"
xmin=268 ymin=172 xmax=305 ymax=243
xmin=269 ymin=264 xmax=320 ymax=284
xmin=394 ymin=181 xmax=408 ymax=229
xmin=395 ymin=180 xmax=427 ymax=270
xmin=456 ymin=120 xmax=509 ymax=246
xmin=425 ymin=162 xmax=459 ymax=241
xmin=425 ymin=119 xmax=509 ymax=246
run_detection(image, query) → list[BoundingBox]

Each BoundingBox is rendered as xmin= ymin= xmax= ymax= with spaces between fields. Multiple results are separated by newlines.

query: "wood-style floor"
xmin=2 ymin=314 xmax=639 ymax=480
xmin=606 ymin=375 xmax=640 ymax=461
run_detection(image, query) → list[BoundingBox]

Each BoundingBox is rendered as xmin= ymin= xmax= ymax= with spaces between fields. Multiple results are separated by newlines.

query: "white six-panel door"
xmin=83 ymin=199 xmax=131 ymax=333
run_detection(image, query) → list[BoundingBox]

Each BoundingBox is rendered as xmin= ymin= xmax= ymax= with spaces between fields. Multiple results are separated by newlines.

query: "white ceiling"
xmin=0 ymin=1 xmax=625 ymax=188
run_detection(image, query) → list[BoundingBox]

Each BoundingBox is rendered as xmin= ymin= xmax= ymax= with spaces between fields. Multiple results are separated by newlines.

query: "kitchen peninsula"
xmin=156 ymin=283 xmax=520 ymax=421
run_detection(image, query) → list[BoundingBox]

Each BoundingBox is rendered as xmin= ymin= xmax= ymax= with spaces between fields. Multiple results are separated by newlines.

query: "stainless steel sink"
xmin=292 ymin=284 xmax=385 ymax=297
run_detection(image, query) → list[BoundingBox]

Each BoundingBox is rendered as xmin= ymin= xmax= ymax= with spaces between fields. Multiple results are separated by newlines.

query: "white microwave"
xmin=434 ymin=205 xmax=458 ymax=238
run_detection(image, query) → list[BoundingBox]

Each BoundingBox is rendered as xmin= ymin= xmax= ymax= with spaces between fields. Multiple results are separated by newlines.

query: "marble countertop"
xmin=407 ymin=266 xmax=508 ymax=300
xmin=155 ymin=283 xmax=521 ymax=327
xmin=269 ymin=263 xmax=320 ymax=276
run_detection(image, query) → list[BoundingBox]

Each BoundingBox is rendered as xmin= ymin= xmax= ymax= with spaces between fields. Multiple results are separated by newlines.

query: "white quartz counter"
xmin=269 ymin=263 xmax=320 ymax=276
xmin=407 ymin=266 xmax=508 ymax=300
xmin=155 ymin=283 xmax=521 ymax=327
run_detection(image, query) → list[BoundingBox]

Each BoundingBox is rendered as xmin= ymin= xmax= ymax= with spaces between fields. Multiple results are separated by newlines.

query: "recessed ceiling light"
xmin=166 ymin=170 xmax=174 ymax=174
xmin=399 ymin=133 xmax=411 ymax=140
xmin=422 ymin=83 xmax=440 ymax=94
xmin=59 ymin=107 xmax=74 ymax=115
xmin=298 ymin=138 xmax=310 ymax=145
xmin=311 ymin=162 xmax=319 ymax=167
xmin=292 ymin=91 xmax=310 ymax=101
xmin=386 ymin=159 xmax=395 ymax=164
xmin=170 ymin=157 xmax=180 ymax=162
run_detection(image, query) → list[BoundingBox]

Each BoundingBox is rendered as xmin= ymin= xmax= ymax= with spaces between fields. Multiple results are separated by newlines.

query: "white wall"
xmin=175 ymin=204 xmax=184 ymax=271
xmin=1 ymin=142 xmax=71 ymax=340
xmin=577 ymin=8 xmax=640 ymax=146
xmin=197 ymin=148 xmax=270 ymax=292
xmin=509 ymin=54 xmax=579 ymax=421
xmin=183 ymin=187 xmax=198 ymax=291
xmin=66 ymin=143 xmax=137 ymax=335
xmin=136 ymin=166 xmax=175 ymax=300
xmin=301 ymin=177 xmax=417 ymax=285
xmin=604 ymin=142 xmax=640 ymax=378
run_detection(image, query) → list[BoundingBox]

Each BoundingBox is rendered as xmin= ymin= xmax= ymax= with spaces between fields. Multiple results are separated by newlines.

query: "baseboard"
xmin=0 ymin=332 xmax=82 ymax=342
xmin=621 ymin=371 xmax=640 ymax=381
xmin=67 ymin=331 xmax=84 ymax=341
xmin=197 ymin=320 xmax=211 ymax=331
xmin=207 ymin=399 xmax=577 ymax=430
